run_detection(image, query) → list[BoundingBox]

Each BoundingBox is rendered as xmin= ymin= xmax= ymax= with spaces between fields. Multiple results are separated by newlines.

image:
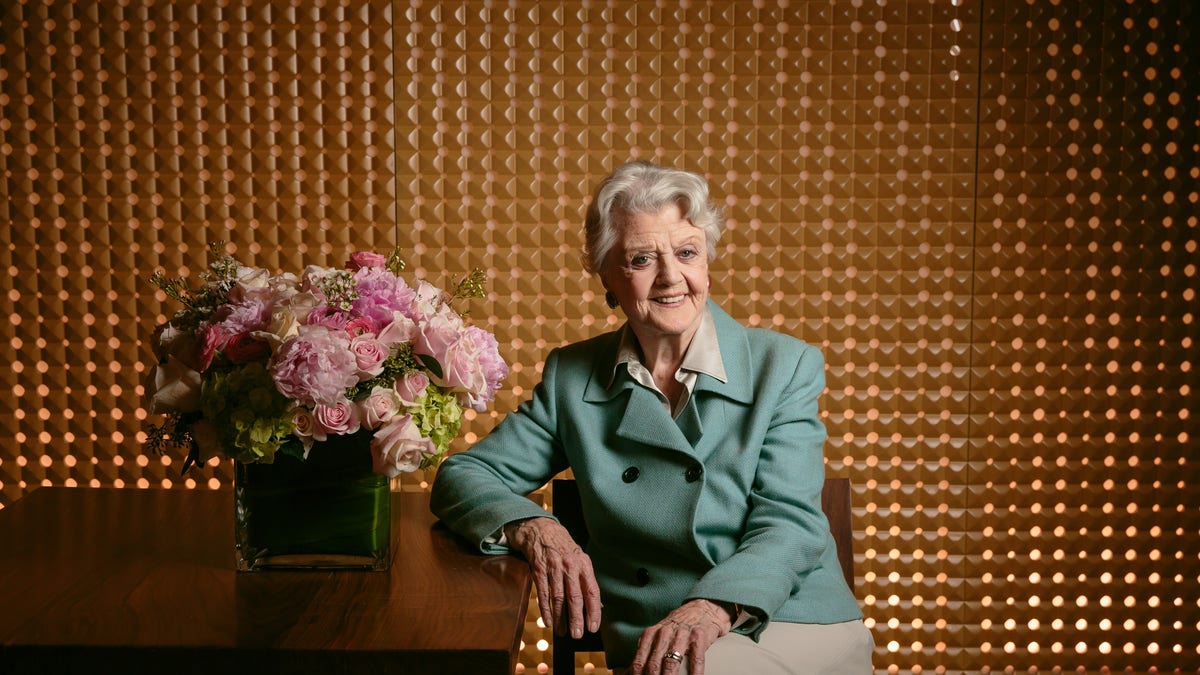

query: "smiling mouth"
xmin=652 ymin=295 xmax=686 ymax=304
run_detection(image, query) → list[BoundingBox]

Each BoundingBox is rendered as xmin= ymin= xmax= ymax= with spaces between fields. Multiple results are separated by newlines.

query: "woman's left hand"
xmin=628 ymin=598 xmax=734 ymax=675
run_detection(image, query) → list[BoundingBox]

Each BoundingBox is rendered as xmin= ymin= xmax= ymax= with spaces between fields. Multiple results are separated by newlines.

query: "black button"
xmin=635 ymin=567 xmax=650 ymax=586
xmin=684 ymin=464 xmax=703 ymax=482
xmin=622 ymin=467 xmax=640 ymax=483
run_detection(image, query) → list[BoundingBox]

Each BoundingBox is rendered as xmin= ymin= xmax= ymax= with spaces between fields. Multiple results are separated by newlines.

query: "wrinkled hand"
xmin=505 ymin=517 xmax=602 ymax=639
xmin=629 ymin=599 xmax=734 ymax=675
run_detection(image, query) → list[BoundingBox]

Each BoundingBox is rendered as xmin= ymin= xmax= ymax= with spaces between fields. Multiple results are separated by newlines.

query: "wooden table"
xmin=0 ymin=487 xmax=533 ymax=674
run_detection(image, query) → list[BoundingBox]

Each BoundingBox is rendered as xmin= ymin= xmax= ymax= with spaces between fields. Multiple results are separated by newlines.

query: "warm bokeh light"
xmin=1 ymin=0 xmax=1197 ymax=673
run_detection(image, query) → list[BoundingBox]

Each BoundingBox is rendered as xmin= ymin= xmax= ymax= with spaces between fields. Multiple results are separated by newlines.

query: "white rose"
xmin=284 ymin=290 xmax=322 ymax=323
xmin=269 ymin=272 xmax=300 ymax=298
xmin=147 ymin=356 xmax=202 ymax=414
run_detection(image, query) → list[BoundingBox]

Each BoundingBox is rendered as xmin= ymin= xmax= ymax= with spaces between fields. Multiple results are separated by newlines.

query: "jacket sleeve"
xmin=685 ymin=341 xmax=832 ymax=637
xmin=430 ymin=348 xmax=571 ymax=553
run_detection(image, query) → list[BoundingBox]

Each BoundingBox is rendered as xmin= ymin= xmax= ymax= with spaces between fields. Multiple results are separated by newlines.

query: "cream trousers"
xmin=612 ymin=620 xmax=874 ymax=675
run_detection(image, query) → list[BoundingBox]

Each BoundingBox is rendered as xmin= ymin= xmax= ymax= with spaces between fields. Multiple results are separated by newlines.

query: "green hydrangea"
xmin=410 ymin=386 xmax=462 ymax=466
xmin=200 ymin=362 xmax=294 ymax=464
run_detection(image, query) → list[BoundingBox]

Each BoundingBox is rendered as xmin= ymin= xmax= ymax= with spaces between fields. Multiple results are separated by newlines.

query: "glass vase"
xmin=233 ymin=430 xmax=391 ymax=571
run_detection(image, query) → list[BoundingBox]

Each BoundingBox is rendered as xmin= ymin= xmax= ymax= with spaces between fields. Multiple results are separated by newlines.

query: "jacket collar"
xmin=583 ymin=300 xmax=754 ymax=406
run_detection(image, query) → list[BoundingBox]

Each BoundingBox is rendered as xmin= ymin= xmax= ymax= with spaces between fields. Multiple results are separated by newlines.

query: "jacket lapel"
xmin=581 ymin=302 xmax=756 ymax=458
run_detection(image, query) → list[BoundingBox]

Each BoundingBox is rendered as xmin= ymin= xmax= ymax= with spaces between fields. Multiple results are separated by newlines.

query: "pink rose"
xmin=196 ymin=323 xmax=233 ymax=372
xmin=377 ymin=311 xmax=418 ymax=346
xmin=350 ymin=335 xmax=389 ymax=378
xmin=358 ymin=385 xmax=402 ymax=430
xmin=414 ymin=306 xmax=465 ymax=366
xmin=346 ymin=251 xmax=388 ymax=271
xmin=370 ymin=414 xmax=435 ymax=477
xmin=270 ymin=325 xmax=359 ymax=406
xmin=353 ymin=268 xmax=417 ymax=326
xmin=224 ymin=334 xmax=271 ymax=364
xmin=313 ymin=398 xmax=361 ymax=437
xmin=394 ymin=371 xmax=429 ymax=406
xmin=208 ymin=296 xmax=273 ymax=336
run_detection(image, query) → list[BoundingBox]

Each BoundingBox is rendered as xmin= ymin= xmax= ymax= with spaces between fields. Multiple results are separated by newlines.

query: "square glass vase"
xmin=233 ymin=430 xmax=391 ymax=571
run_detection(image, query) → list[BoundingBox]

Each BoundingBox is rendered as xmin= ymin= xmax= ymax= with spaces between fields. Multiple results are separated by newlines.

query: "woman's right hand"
xmin=505 ymin=517 xmax=603 ymax=639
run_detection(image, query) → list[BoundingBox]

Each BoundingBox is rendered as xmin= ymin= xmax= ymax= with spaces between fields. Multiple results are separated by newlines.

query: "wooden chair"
xmin=549 ymin=477 xmax=855 ymax=674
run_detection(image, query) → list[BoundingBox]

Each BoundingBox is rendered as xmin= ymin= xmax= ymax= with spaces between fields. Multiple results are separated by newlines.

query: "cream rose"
xmin=252 ymin=304 xmax=302 ymax=349
xmin=291 ymin=406 xmax=318 ymax=454
xmin=370 ymin=414 xmax=435 ymax=477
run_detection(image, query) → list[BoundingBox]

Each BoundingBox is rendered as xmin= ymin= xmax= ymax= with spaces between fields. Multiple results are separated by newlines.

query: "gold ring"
xmin=664 ymin=650 xmax=684 ymax=662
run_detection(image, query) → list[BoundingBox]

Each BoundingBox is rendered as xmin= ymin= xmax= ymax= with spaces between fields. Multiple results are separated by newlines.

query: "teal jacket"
xmin=430 ymin=302 xmax=862 ymax=667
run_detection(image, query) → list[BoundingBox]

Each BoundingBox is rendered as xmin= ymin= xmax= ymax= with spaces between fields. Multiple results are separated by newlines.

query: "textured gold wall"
xmin=1 ymin=1 xmax=1196 ymax=673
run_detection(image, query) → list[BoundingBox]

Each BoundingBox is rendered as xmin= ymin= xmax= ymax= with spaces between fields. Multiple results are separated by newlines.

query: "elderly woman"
xmin=431 ymin=161 xmax=872 ymax=675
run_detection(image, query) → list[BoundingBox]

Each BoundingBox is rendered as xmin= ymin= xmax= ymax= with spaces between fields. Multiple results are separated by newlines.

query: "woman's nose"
xmin=655 ymin=256 xmax=682 ymax=284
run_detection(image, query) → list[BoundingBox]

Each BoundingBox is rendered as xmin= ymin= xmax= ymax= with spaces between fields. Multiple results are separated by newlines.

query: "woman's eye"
xmin=678 ymin=248 xmax=698 ymax=260
xmin=630 ymin=254 xmax=653 ymax=267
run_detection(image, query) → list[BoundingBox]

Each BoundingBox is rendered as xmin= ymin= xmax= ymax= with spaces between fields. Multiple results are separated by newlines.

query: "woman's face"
xmin=601 ymin=204 xmax=709 ymax=348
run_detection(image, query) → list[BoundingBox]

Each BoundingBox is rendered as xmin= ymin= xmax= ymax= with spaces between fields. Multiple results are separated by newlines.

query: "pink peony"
xmin=270 ymin=325 xmax=359 ymax=406
xmin=358 ymin=385 xmax=402 ymax=430
xmin=346 ymin=251 xmax=388 ymax=271
xmin=304 ymin=307 xmax=350 ymax=330
xmin=313 ymin=398 xmax=361 ymax=437
xmin=209 ymin=295 xmax=273 ymax=336
xmin=353 ymin=268 xmax=417 ymax=326
xmin=370 ymin=414 xmax=435 ymax=477
xmin=440 ymin=325 xmax=509 ymax=411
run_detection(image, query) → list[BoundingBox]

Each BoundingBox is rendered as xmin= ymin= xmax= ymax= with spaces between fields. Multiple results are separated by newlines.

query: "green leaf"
xmin=418 ymin=353 xmax=443 ymax=379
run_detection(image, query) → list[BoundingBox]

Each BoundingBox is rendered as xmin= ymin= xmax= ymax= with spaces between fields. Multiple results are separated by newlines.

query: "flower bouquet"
xmin=145 ymin=245 xmax=507 ymax=570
